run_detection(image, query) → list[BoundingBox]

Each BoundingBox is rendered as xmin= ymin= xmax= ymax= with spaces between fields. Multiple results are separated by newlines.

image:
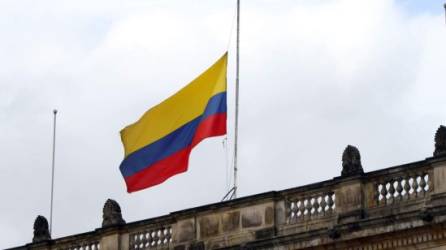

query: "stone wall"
xmin=8 ymin=126 xmax=446 ymax=250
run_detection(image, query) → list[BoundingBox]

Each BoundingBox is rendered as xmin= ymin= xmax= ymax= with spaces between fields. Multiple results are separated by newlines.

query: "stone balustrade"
xmin=28 ymin=232 xmax=101 ymax=250
xmin=371 ymin=162 xmax=432 ymax=206
xmin=286 ymin=190 xmax=336 ymax=223
xmin=8 ymin=125 xmax=446 ymax=250
xmin=56 ymin=239 xmax=100 ymax=250
xmin=128 ymin=217 xmax=174 ymax=250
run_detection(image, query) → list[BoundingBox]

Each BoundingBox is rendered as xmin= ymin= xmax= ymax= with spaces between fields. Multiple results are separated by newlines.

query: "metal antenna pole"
xmin=50 ymin=109 xmax=57 ymax=235
xmin=444 ymin=3 xmax=446 ymax=24
xmin=233 ymin=0 xmax=240 ymax=199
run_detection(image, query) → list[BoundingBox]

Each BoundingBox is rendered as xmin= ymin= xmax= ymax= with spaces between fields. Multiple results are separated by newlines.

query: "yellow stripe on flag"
xmin=121 ymin=53 xmax=228 ymax=157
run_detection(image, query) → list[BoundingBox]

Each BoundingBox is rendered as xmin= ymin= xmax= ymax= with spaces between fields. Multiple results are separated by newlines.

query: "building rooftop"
xmin=8 ymin=125 xmax=446 ymax=250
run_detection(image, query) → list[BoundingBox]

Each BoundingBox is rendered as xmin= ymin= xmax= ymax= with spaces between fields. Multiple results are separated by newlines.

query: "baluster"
xmin=287 ymin=201 xmax=293 ymax=222
xmin=298 ymin=200 xmax=305 ymax=219
xmin=380 ymin=182 xmax=388 ymax=205
xmin=164 ymin=228 xmax=170 ymax=244
xmin=396 ymin=177 xmax=403 ymax=201
xmin=305 ymin=199 xmax=312 ymax=217
xmin=146 ymin=231 xmax=152 ymax=247
xmin=327 ymin=194 xmax=334 ymax=213
xmin=376 ymin=183 xmax=382 ymax=205
xmin=388 ymin=180 xmax=395 ymax=204
xmin=320 ymin=195 xmax=327 ymax=215
xmin=144 ymin=232 xmax=150 ymax=248
xmin=158 ymin=230 xmax=163 ymax=245
xmin=134 ymin=234 xmax=140 ymax=249
xmin=419 ymin=173 xmax=427 ymax=196
xmin=293 ymin=201 xmax=299 ymax=219
xmin=426 ymin=173 xmax=431 ymax=192
xmin=168 ymin=228 xmax=172 ymax=243
xmin=285 ymin=200 xmax=291 ymax=223
xmin=160 ymin=228 xmax=166 ymax=245
xmin=293 ymin=201 xmax=299 ymax=222
xmin=313 ymin=197 xmax=320 ymax=215
xmin=403 ymin=176 xmax=411 ymax=200
xmin=149 ymin=231 xmax=153 ymax=247
xmin=412 ymin=176 xmax=419 ymax=198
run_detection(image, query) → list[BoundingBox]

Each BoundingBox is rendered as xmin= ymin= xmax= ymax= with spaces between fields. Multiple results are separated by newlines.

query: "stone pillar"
xmin=433 ymin=126 xmax=446 ymax=194
xmin=274 ymin=200 xmax=286 ymax=226
xmin=99 ymin=199 xmax=127 ymax=250
xmin=335 ymin=145 xmax=365 ymax=224
xmin=172 ymin=218 xmax=197 ymax=249
xmin=432 ymin=158 xmax=446 ymax=195
xmin=429 ymin=126 xmax=446 ymax=208
xmin=335 ymin=178 xmax=365 ymax=223
xmin=99 ymin=229 xmax=122 ymax=250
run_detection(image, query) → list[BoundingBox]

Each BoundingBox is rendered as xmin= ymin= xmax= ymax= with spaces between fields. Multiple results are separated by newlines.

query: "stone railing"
xmin=127 ymin=218 xmax=173 ymax=250
xmin=370 ymin=163 xmax=433 ymax=207
xmin=37 ymin=232 xmax=101 ymax=250
xmin=285 ymin=185 xmax=336 ymax=224
xmin=8 ymin=125 xmax=446 ymax=250
xmin=55 ymin=239 xmax=100 ymax=250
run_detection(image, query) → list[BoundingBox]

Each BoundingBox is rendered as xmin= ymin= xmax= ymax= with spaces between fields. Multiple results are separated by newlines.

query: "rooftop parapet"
xmin=8 ymin=125 xmax=446 ymax=250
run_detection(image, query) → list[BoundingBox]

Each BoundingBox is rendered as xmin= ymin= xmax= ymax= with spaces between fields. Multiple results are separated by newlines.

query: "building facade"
xmin=8 ymin=126 xmax=446 ymax=250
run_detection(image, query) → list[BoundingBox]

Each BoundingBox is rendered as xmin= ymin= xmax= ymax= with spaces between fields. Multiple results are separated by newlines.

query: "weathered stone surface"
xmin=275 ymin=200 xmax=286 ymax=225
xmin=176 ymin=220 xmax=195 ymax=242
xmin=222 ymin=211 xmax=240 ymax=232
xmin=433 ymin=161 xmax=446 ymax=194
xmin=119 ymin=233 xmax=129 ymax=250
xmin=12 ymin=142 xmax=446 ymax=250
xmin=419 ymin=209 xmax=433 ymax=222
xmin=434 ymin=125 xmax=446 ymax=157
xmin=242 ymin=210 xmax=262 ymax=228
xmin=328 ymin=226 xmax=340 ymax=239
xmin=32 ymin=215 xmax=51 ymax=243
xmin=102 ymin=199 xmax=125 ymax=227
xmin=173 ymin=245 xmax=186 ymax=250
xmin=264 ymin=207 xmax=274 ymax=225
xmin=341 ymin=145 xmax=364 ymax=177
xmin=199 ymin=216 xmax=219 ymax=238
xmin=336 ymin=182 xmax=363 ymax=214
xmin=255 ymin=227 xmax=275 ymax=239
xmin=189 ymin=241 xmax=205 ymax=250
xmin=100 ymin=234 xmax=119 ymax=250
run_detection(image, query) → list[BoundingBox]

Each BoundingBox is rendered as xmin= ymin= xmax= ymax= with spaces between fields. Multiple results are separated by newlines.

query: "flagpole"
xmin=49 ymin=109 xmax=57 ymax=235
xmin=233 ymin=0 xmax=240 ymax=199
xmin=444 ymin=3 xmax=446 ymax=24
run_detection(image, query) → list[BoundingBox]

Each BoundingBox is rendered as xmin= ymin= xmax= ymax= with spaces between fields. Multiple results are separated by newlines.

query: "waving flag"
xmin=119 ymin=53 xmax=228 ymax=193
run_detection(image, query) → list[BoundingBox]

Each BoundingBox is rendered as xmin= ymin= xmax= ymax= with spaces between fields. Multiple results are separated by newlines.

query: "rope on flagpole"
xmin=221 ymin=0 xmax=240 ymax=202
xmin=223 ymin=137 xmax=231 ymax=193
xmin=226 ymin=4 xmax=238 ymax=51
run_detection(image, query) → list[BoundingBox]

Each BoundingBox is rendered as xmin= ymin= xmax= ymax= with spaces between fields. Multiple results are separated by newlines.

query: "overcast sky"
xmin=1 ymin=0 xmax=445 ymax=248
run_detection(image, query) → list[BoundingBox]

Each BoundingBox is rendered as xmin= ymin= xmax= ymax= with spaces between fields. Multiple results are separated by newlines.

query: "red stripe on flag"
xmin=192 ymin=113 xmax=227 ymax=147
xmin=124 ymin=113 xmax=227 ymax=193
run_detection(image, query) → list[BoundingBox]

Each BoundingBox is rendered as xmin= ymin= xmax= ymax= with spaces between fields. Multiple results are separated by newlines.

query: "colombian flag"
xmin=119 ymin=53 xmax=228 ymax=193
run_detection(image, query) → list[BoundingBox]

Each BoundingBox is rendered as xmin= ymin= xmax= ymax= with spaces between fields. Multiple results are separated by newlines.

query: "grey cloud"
xmin=1 ymin=0 xmax=445 ymax=248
